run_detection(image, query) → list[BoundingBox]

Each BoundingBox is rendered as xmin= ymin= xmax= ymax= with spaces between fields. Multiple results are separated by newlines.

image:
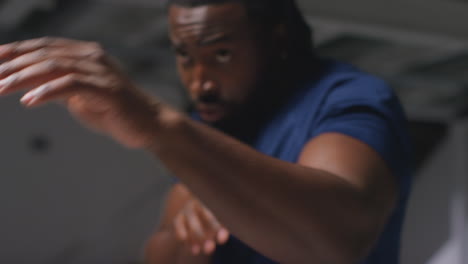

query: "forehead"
xmin=168 ymin=3 xmax=250 ymax=43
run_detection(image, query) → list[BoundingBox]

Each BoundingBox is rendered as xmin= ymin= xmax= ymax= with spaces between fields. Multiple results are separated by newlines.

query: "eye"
xmin=174 ymin=47 xmax=192 ymax=65
xmin=216 ymin=49 xmax=232 ymax=64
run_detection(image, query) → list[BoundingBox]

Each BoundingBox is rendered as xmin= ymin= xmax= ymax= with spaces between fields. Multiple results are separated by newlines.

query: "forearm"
xmin=149 ymin=108 xmax=390 ymax=264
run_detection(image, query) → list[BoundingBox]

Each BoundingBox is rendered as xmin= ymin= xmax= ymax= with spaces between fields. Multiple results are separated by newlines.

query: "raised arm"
xmin=0 ymin=38 xmax=398 ymax=264
xmin=146 ymin=114 xmax=398 ymax=264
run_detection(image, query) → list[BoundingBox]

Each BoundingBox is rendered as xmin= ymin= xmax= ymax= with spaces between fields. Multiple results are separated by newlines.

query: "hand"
xmin=0 ymin=37 xmax=163 ymax=149
xmin=174 ymin=198 xmax=230 ymax=256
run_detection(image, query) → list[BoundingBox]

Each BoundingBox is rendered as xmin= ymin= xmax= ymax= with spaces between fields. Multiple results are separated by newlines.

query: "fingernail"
xmin=0 ymin=79 xmax=9 ymax=92
xmin=0 ymin=65 xmax=7 ymax=75
xmin=20 ymin=92 xmax=34 ymax=104
xmin=217 ymin=229 xmax=229 ymax=244
xmin=192 ymin=245 xmax=201 ymax=255
xmin=0 ymin=74 xmax=16 ymax=86
xmin=20 ymin=84 xmax=50 ymax=104
xmin=0 ymin=74 xmax=17 ymax=95
xmin=20 ymin=85 xmax=48 ymax=106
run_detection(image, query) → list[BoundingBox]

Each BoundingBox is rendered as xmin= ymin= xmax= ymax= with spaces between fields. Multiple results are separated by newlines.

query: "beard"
xmin=193 ymin=58 xmax=303 ymax=142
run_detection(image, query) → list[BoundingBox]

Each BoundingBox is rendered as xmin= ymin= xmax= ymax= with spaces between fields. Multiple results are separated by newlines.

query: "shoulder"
xmin=288 ymin=59 xmax=401 ymax=125
xmin=299 ymin=60 xmax=412 ymax=177
xmin=296 ymin=60 xmax=402 ymax=125
xmin=311 ymin=59 xmax=394 ymax=106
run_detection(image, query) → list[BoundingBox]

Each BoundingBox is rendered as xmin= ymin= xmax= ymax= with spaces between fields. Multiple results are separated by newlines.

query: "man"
xmin=0 ymin=0 xmax=412 ymax=263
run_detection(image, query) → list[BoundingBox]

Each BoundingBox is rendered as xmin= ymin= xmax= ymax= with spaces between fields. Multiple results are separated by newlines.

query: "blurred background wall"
xmin=0 ymin=0 xmax=466 ymax=263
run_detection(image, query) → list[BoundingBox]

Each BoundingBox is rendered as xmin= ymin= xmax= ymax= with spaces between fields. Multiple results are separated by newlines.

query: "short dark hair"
xmin=166 ymin=0 xmax=315 ymax=60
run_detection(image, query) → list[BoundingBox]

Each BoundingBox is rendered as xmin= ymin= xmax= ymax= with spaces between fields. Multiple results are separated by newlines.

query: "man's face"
xmin=168 ymin=3 xmax=268 ymax=123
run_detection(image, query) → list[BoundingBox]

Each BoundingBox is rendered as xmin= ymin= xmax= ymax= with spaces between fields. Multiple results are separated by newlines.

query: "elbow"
xmin=322 ymin=195 xmax=397 ymax=264
xmin=256 ymin=220 xmax=381 ymax=264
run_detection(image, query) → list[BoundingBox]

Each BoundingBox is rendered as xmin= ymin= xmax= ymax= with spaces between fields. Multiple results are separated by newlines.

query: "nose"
xmin=189 ymin=64 xmax=218 ymax=100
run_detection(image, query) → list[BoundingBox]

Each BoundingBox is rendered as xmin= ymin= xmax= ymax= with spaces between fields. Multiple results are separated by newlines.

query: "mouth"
xmin=196 ymin=103 xmax=225 ymax=123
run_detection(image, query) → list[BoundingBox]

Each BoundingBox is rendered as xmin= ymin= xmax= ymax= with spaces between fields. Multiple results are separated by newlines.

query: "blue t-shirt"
xmin=198 ymin=59 xmax=412 ymax=264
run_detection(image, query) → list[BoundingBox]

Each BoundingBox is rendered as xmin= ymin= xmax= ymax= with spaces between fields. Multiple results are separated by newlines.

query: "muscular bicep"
xmin=298 ymin=132 xmax=398 ymax=214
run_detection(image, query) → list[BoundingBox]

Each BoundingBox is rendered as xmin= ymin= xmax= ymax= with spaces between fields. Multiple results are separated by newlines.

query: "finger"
xmin=174 ymin=213 xmax=189 ymax=241
xmin=186 ymin=204 xmax=207 ymax=242
xmin=202 ymin=239 xmax=216 ymax=255
xmin=0 ymin=58 xmax=107 ymax=96
xmin=183 ymin=204 xmax=205 ymax=256
xmin=197 ymin=204 xmax=230 ymax=246
xmin=216 ymin=228 xmax=230 ymax=245
xmin=193 ymin=204 xmax=221 ymax=255
xmin=0 ymin=37 xmax=95 ymax=59
xmin=199 ymin=205 xmax=222 ymax=232
xmin=0 ymin=47 xmax=103 ymax=78
xmin=20 ymin=73 xmax=109 ymax=107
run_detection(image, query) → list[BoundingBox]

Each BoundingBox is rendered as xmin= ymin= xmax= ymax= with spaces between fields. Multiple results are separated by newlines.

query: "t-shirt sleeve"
xmin=310 ymin=75 xmax=412 ymax=182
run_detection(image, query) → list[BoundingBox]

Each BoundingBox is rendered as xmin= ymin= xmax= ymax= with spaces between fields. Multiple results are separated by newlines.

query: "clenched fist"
xmin=0 ymin=37 xmax=166 ymax=149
